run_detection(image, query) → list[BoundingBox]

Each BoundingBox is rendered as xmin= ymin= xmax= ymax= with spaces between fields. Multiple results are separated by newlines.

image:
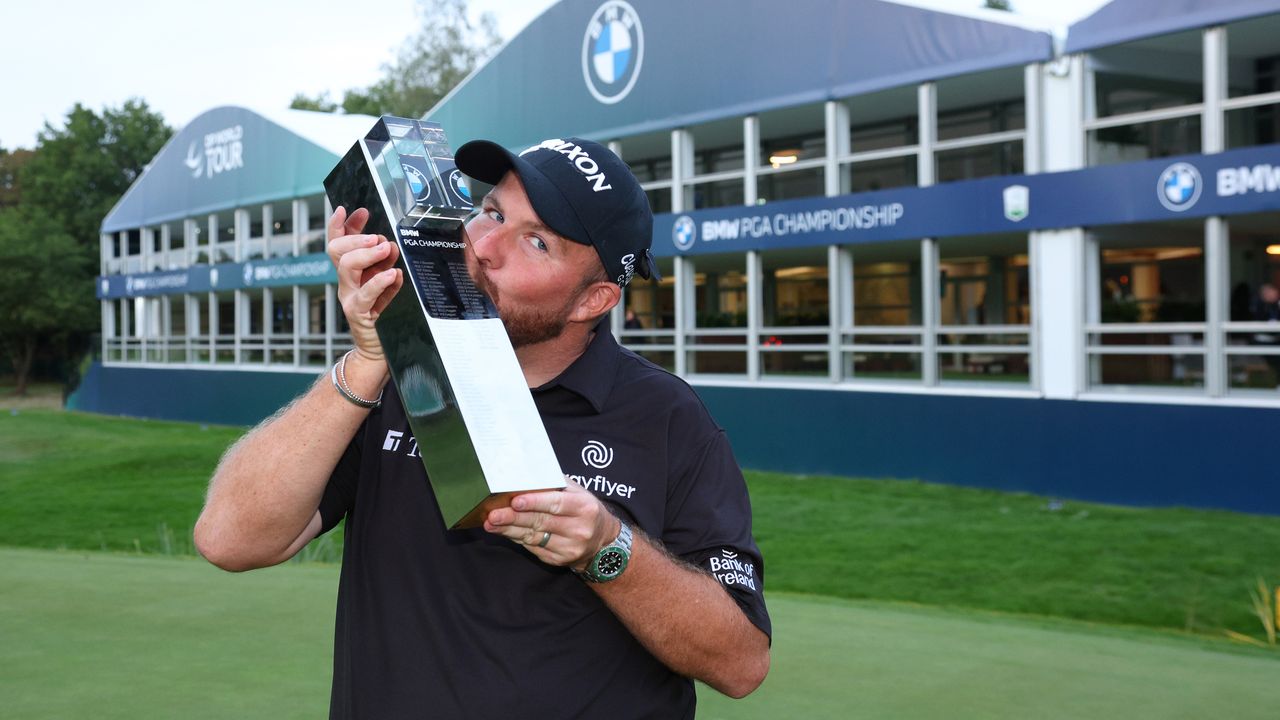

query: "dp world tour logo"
xmin=184 ymin=143 xmax=203 ymax=178
xmin=582 ymin=1 xmax=644 ymax=105
xmin=581 ymin=440 xmax=614 ymax=469
xmin=1157 ymin=162 xmax=1202 ymax=212
xmin=403 ymin=163 xmax=432 ymax=201
xmin=672 ymin=215 xmax=697 ymax=251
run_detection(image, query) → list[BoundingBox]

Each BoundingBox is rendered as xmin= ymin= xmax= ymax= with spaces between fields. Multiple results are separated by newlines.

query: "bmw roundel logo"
xmin=1157 ymin=162 xmax=1202 ymax=212
xmin=672 ymin=215 xmax=697 ymax=251
xmin=402 ymin=163 xmax=431 ymax=201
xmin=448 ymin=169 xmax=471 ymax=203
xmin=582 ymin=1 xmax=644 ymax=105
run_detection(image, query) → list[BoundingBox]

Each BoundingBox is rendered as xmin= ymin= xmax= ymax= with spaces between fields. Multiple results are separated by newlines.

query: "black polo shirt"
xmin=317 ymin=326 xmax=770 ymax=720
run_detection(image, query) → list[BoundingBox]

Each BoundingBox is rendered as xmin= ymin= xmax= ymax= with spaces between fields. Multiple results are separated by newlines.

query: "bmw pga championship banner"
xmin=97 ymin=252 xmax=335 ymax=299
xmin=100 ymin=143 xmax=1280 ymax=295
xmin=653 ymin=143 xmax=1280 ymax=257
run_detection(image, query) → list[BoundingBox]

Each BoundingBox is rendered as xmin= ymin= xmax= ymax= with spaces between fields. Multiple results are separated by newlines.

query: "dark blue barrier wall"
xmin=70 ymin=363 xmax=1277 ymax=514
xmin=695 ymin=386 xmax=1277 ymax=515
xmin=68 ymin=362 xmax=316 ymax=427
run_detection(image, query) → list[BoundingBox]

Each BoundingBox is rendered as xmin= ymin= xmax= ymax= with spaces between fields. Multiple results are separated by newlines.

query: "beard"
xmin=472 ymin=266 xmax=577 ymax=349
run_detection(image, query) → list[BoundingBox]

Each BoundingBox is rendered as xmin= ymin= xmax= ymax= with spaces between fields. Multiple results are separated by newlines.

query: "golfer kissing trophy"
xmin=324 ymin=117 xmax=565 ymax=529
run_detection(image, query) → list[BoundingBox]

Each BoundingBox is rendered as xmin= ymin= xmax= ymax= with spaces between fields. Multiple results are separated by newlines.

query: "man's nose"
xmin=465 ymin=221 xmax=504 ymax=265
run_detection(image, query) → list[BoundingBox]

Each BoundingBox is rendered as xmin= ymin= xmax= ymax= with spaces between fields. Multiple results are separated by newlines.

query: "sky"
xmin=0 ymin=0 xmax=1111 ymax=151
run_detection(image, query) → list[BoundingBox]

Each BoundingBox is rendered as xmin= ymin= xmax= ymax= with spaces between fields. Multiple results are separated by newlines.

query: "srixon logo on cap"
xmin=520 ymin=139 xmax=613 ymax=192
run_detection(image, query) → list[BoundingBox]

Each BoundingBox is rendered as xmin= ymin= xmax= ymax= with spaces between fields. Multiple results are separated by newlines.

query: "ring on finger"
xmin=536 ymin=531 xmax=552 ymax=548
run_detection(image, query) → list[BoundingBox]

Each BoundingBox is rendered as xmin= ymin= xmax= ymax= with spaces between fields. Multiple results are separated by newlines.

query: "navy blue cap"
xmin=455 ymin=137 xmax=659 ymax=287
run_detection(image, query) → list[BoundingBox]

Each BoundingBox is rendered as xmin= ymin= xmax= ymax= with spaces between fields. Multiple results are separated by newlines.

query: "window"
xmin=688 ymin=253 xmax=747 ymax=375
xmin=845 ymin=240 xmax=924 ymax=382
xmin=1226 ymin=212 xmax=1280 ymax=394
xmin=1087 ymin=221 xmax=1205 ymax=390
xmin=761 ymin=249 xmax=829 ymax=378
xmin=936 ymin=235 xmax=1031 ymax=384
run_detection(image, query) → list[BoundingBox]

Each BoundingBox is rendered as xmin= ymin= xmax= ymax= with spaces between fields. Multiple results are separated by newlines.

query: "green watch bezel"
xmin=582 ymin=521 xmax=633 ymax=583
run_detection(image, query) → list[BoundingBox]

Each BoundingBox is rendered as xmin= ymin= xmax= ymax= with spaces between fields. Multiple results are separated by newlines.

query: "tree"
xmin=293 ymin=0 xmax=501 ymax=118
xmin=5 ymin=100 xmax=171 ymax=394
xmin=289 ymin=92 xmax=339 ymax=113
xmin=0 ymin=208 xmax=97 ymax=395
xmin=984 ymin=0 xmax=1013 ymax=10
xmin=0 ymin=147 xmax=34 ymax=209
xmin=21 ymin=99 xmax=172 ymax=249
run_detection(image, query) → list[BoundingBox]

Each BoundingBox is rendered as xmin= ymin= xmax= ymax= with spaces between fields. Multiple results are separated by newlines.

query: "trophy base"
xmin=453 ymin=490 xmax=523 ymax=530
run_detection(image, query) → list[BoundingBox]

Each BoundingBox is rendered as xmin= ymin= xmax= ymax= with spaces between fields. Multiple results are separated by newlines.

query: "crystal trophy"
xmin=324 ymin=117 xmax=565 ymax=529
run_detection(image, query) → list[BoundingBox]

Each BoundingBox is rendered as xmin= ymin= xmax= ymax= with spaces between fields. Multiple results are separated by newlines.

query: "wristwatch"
xmin=578 ymin=520 xmax=633 ymax=583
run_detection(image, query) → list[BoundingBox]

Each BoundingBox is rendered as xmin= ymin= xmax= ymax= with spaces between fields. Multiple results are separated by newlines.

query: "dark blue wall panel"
xmin=68 ymin=362 xmax=315 ymax=427
xmin=693 ymin=386 xmax=1277 ymax=515
xmin=69 ymin=363 xmax=1277 ymax=514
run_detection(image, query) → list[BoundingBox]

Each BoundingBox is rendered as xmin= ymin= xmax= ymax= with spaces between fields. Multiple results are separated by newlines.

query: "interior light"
xmin=768 ymin=152 xmax=799 ymax=169
xmin=273 ymin=222 xmax=282 ymax=230
xmin=1267 ymin=244 xmax=1280 ymax=256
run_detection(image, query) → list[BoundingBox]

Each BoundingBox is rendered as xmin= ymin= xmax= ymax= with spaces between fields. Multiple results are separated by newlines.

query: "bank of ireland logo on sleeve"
xmin=581 ymin=440 xmax=614 ymax=469
xmin=672 ymin=215 xmax=697 ymax=251
xmin=582 ymin=1 xmax=644 ymax=105
xmin=1157 ymin=162 xmax=1202 ymax=212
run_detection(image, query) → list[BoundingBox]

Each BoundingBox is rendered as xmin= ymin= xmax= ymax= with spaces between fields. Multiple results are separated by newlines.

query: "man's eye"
xmin=528 ymin=235 xmax=548 ymax=252
xmin=486 ymin=209 xmax=504 ymax=223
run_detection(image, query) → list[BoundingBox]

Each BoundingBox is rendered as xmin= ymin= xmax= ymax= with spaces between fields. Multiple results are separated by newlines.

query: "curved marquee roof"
xmin=102 ymin=106 xmax=376 ymax=233
xmin=1066 ymin=0 xmax=1280 ymax=54
xmin=426 ymin=0 xmax=1054 ymax=150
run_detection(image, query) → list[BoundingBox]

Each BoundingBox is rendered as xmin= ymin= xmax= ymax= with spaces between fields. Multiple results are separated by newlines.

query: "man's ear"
xmin=571 ymin=280 xmax=621 ymax=323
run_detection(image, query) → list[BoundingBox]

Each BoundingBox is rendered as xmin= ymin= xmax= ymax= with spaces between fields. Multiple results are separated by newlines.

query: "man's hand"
xmin=326 ymin=207 xmax=403 ymax=365
xmin=483 ymin=482 xmax=620 ymax=570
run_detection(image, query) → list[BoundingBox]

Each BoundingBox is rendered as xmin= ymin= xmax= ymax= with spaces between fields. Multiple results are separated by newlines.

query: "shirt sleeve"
xmin=318 ymin=423 xmax=364 ymax=535
xmin=661 ymin=429 xmax=771 ymax=640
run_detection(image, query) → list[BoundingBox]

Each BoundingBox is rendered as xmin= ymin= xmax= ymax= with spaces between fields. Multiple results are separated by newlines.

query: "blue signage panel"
xmin=653 ymin=143 xmax=1280 ymax=257
xmin=97 ymin=252 xmax=336 ymax=300
xmin=428 ymin=0 xmax=1052 ymax=150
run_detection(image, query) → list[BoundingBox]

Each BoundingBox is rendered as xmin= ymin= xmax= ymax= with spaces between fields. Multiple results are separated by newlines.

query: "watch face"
xmin=597 ymin=549 xmax=626 ymax=576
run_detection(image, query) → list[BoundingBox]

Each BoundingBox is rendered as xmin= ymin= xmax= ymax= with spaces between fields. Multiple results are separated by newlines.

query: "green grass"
xmin=2 ymin=548 xmax=1277 ymax=720
xmin=753 ymin=472 xmax=1280 ymax=637
xmin=0 ymin=409 xmax=242 ymax=555
xmin=3 ymin=409 xmax=1280 ymax=642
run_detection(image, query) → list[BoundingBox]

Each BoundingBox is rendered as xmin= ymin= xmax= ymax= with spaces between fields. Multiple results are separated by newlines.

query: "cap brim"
xmin=455 ymin=140 xmax=592 ymax=247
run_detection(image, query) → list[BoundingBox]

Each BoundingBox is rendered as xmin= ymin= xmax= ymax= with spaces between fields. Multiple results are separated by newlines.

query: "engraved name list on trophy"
xmin=324 ymin=117 xmax=565 ymax=529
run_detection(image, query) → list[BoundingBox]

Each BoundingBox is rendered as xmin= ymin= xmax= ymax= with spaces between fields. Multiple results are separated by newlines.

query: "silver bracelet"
xmin=331 ymin=350 xmax=383 ymax=409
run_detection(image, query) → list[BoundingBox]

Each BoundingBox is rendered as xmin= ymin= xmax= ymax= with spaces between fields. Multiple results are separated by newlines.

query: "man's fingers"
xmin=369 ymin=270 xmax=404 ymax=316
xmin=337 ymin=242 xmax=394 ymax=289
xmin=511 ymin=490 xmax=568 ymax=516
xmin=327 ymin=206 xmax=369 ymax=242
xmin=328 ymin=234 xmax=382 ymax=268
xmin=353 ymin=269 xmax=401 ymax=314
xmin=343 ymin=207 xmax=370 ymax=237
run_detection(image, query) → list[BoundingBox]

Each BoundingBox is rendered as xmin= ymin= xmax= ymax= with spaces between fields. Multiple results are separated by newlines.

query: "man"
xmin=1251 ymin=283 xmax=1280 ymax=383
xmin=194 ymin=137 xmax=771 ymax=718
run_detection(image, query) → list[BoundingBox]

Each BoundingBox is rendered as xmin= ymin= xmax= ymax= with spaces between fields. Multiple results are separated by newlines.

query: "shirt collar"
xmin=531 ymin=319 xmax=619 ymax=414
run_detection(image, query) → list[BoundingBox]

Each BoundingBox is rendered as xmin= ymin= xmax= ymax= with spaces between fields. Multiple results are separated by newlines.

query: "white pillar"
xmin=234 ymin=208 xmax=250 ymax=262
xmin=1043 ymin=56 xmax=1087 ymax=172
xmin=262 ymin=203 xmax=275 ymax=260
xmin=746 ymin=250 xmax=761 ymax=380
xmin=671 ymin=129 xmax=694 ymax=213
xmin=674 ymin=256 xmax=693 ymax=376
xmin=1024 ymin=63 xmax=1044 ymax=174
xmin=824 ymin=100 xmax=851 ymax=196
xmin=1205 ymin=216 xmax=1228 ymax=396
xmin=743 ymin=116 xmax=759 ymax=206
xmin=1033 ymin=228 xmax=1087 ymax=399
xmin=828 ymin=245 xmax=851 ymax=382
xmin=917 ymin=82 xmax=937 ymax=187
xmin=921 ymin=238 xmax=939 ymax=385
xmin=1203 ymin=26 xmax=1226 ymax=155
